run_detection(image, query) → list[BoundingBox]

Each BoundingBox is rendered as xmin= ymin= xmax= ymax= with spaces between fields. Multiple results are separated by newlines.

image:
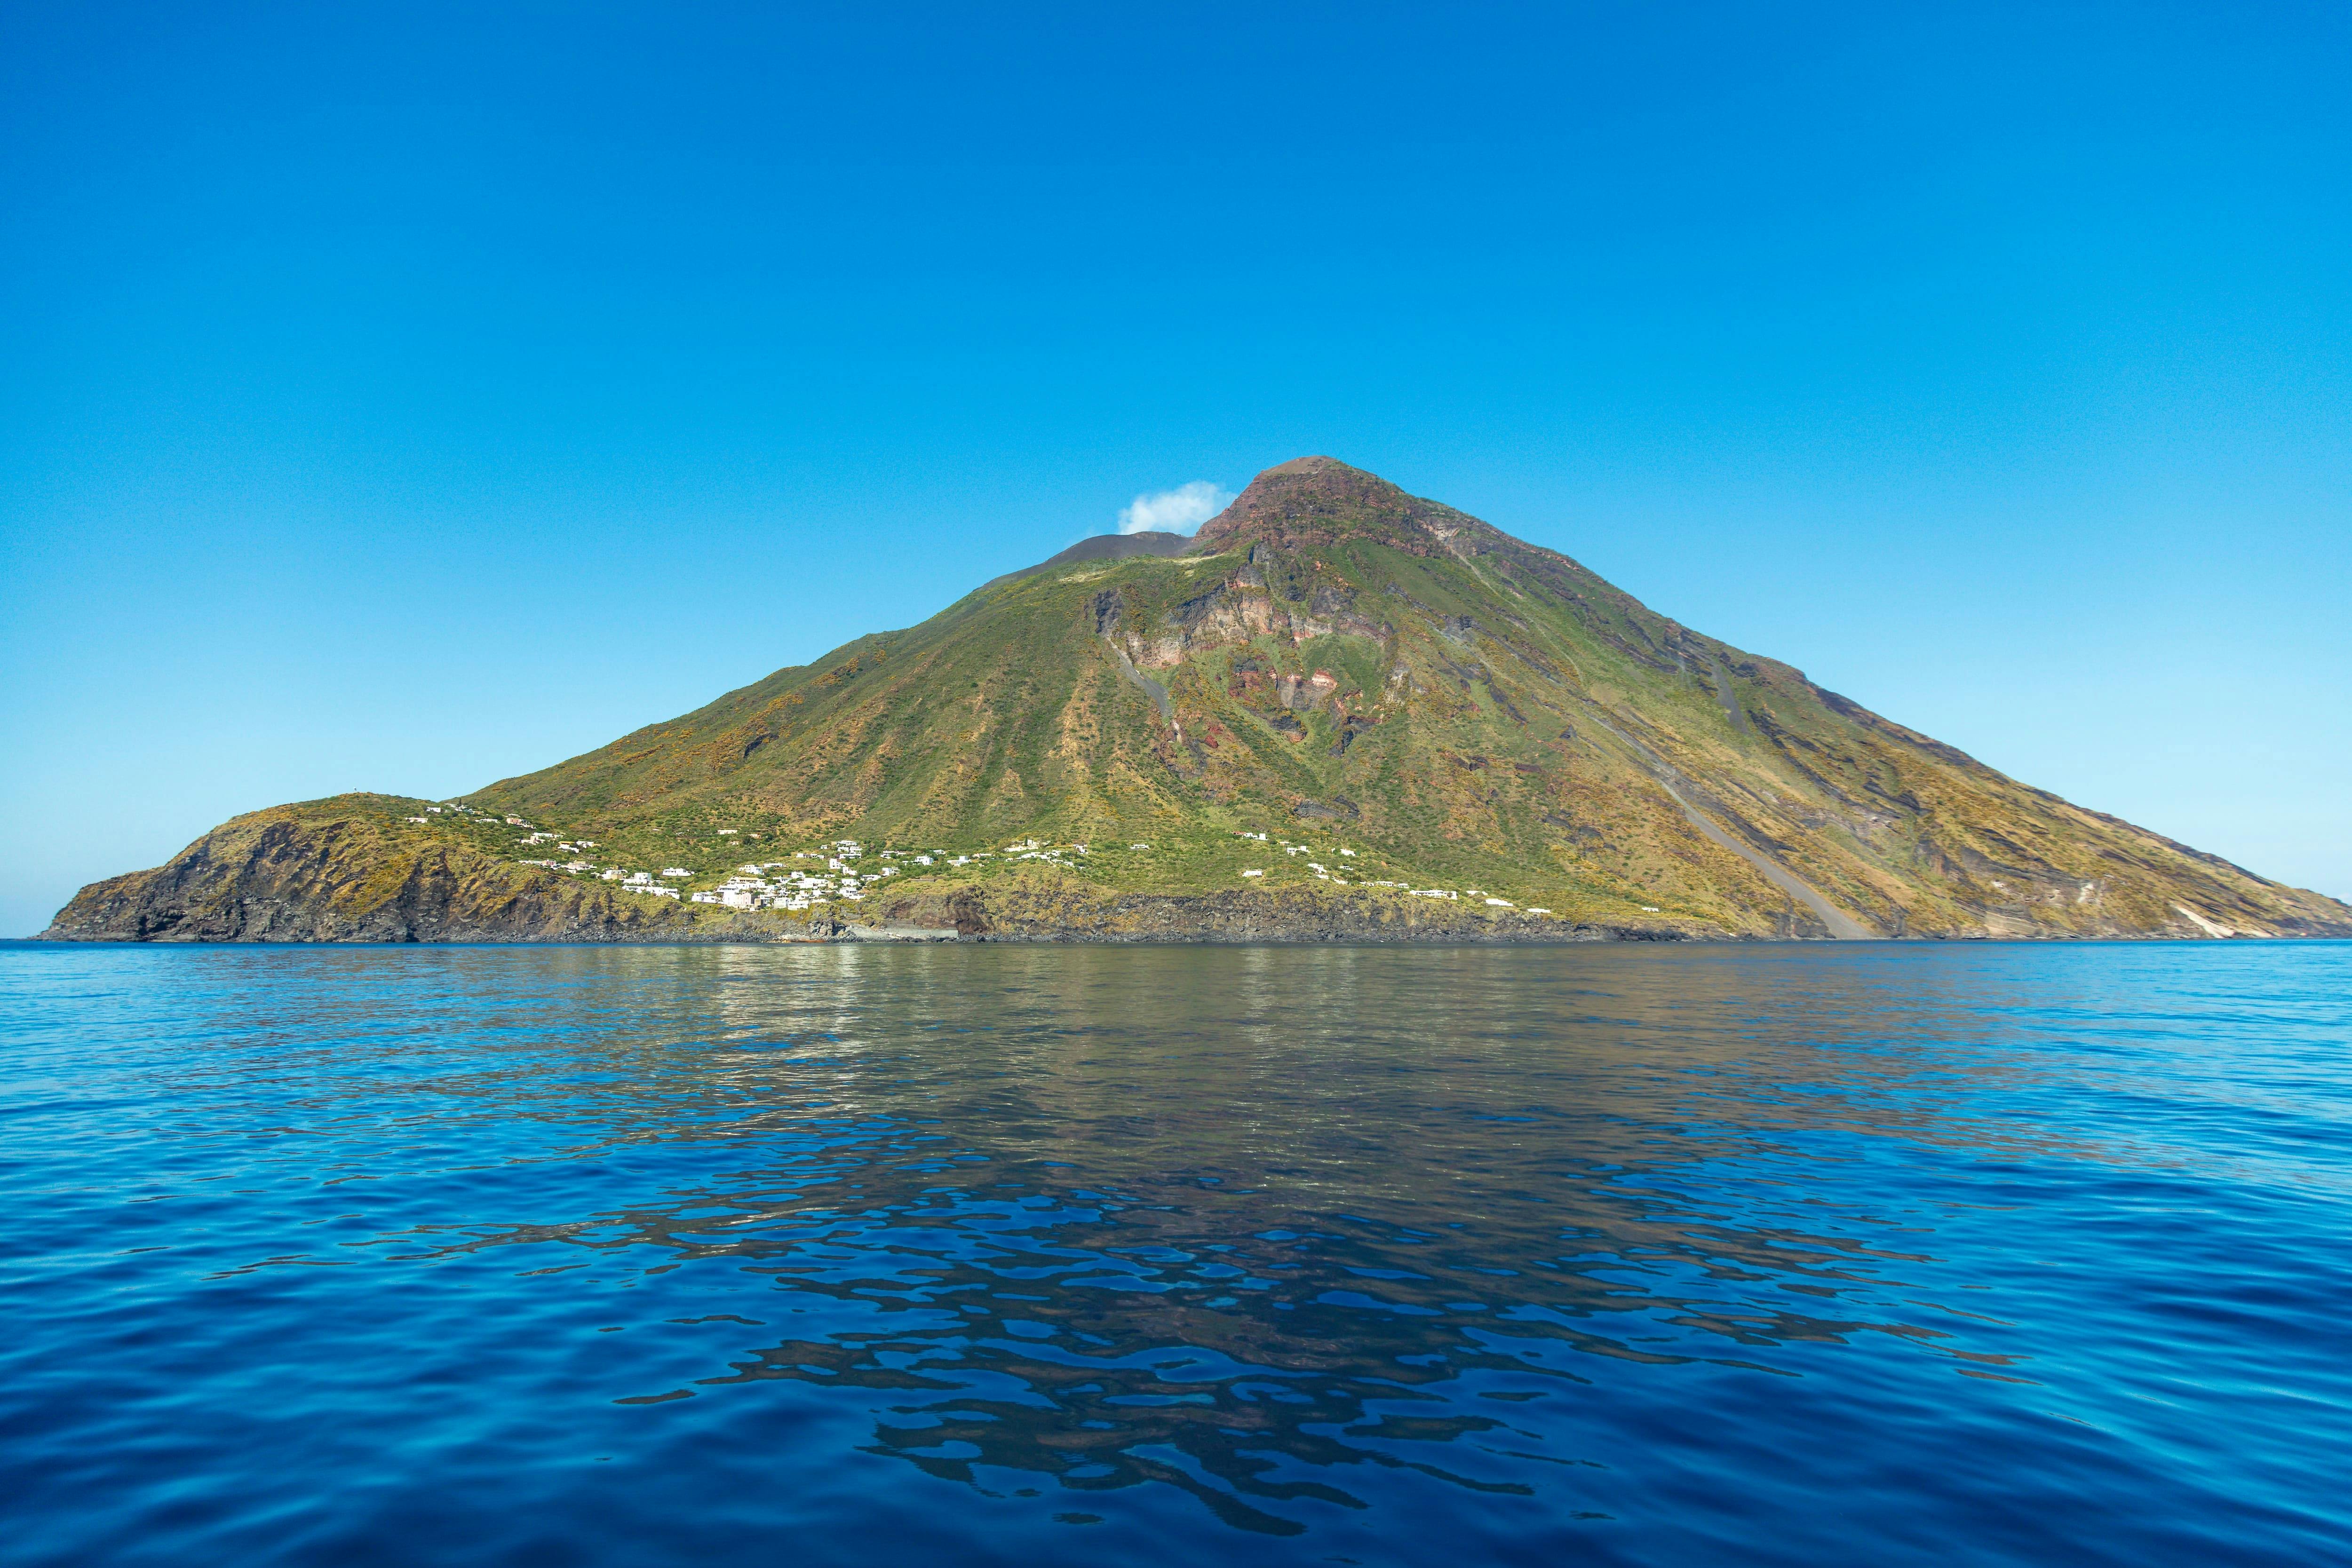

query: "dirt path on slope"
xmin=1706 ymin=653 xmax=1752 ymax=734
xmin=1652 ymin=777 xmax=1872 ymax=939
xmin=1105 ymin=637 xmax=1174 ymax=721
xmin=1580 ymin=710 xmax=1872 ymax=939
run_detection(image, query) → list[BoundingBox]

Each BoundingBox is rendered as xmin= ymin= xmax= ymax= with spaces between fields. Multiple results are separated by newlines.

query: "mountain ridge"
xmin=40 ymin=458 xmax=2352 ymax=944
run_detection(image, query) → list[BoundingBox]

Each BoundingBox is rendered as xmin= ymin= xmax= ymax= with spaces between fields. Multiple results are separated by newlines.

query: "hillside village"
xmin=399 ymin=801 xmax=1572 ymax=920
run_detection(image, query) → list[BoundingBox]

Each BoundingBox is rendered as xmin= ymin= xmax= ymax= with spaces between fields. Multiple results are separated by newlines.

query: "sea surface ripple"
xmin=2 ymin=941 xmax=2347 ymax=1566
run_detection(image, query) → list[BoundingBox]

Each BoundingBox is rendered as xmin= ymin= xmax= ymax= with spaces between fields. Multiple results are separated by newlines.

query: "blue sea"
xmin=3 ymin=941 xmax=2347 ymax=1566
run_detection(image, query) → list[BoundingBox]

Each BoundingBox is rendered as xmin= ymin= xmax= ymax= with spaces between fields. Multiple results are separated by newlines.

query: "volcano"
xmin=42 ymin=458 xmax=2352 ymax=944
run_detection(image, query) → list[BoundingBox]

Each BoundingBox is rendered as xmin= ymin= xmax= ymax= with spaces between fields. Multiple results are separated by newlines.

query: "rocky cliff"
xmin=42 ymin=797 xmax=1661 ymax=945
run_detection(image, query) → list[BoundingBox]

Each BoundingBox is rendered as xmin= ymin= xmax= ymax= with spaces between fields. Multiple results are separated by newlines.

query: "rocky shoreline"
xmin=33 ymin=806 xmax=1699 ymax=946
xmin=41 ymin=802 xmax=2350 ymax=947
xmin=37 ymin=860 xmax=1680 ymax=947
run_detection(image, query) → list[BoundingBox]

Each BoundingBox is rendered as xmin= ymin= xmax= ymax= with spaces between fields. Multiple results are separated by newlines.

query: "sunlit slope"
xmin=466 ymin=458 xmax=2348 ymax=940
xmin=36 ymin=795 xmax=759 ymax=943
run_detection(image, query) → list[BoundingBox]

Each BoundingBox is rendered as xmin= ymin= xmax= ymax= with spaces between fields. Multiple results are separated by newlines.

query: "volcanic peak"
xmin=1189 ymin=456 xmax=1456 ymax=558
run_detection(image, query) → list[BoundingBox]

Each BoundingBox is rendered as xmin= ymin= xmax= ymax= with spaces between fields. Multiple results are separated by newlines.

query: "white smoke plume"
xmin=1117 ymin=480 xmax=1234 ymax=536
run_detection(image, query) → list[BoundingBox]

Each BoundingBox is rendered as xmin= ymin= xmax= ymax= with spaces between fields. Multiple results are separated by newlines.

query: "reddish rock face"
xmin=1268 ymin=670 xmax=1341 ymax=712
xmin=1189 ymin=456 xmax=1451 ymax=557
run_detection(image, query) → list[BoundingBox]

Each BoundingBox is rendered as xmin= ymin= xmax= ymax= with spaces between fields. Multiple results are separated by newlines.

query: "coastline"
xmin=38 ymin=802 xmax=2351 ymax=947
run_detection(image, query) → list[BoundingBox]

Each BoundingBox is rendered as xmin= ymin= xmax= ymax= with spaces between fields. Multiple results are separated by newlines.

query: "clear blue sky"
xmin=4 ymin=2 xmax=2347 ymax=934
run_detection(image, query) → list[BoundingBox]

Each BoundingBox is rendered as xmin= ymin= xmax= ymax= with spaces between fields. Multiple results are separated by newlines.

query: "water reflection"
xmin=293 ymin=944 xmax=2079 ymax=1533
xmin=16 ymin=938 xmax=2351 ymax=1564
